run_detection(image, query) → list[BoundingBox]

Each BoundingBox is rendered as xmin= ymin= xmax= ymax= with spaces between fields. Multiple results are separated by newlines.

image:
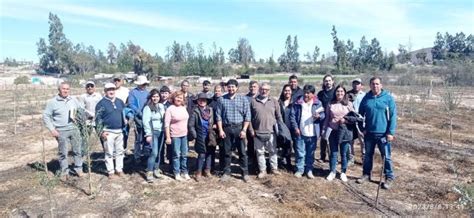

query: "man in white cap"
xmin=95 ymin=83 xmax=127 ymax=178
xmin=79 ymin=81 xmax=102 ymax=153
xmin=128 ymin=75 xmax=150 ymax=163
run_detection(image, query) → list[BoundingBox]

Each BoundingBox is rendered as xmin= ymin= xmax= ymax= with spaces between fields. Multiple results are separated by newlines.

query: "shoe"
xmin=326 ymin=172 xmax=336 ymax=181
xmin=340 ymin=173 xmax=348 ymax=182
xmin=242 ymin=175 xmax=250 ymax=183
xmin=203 ymin=169 xmax=211 ymax=177
xmin=348 ymin=157 xmax=355 ymax=166
xmin=294 ymin=172 xmax=303 ymax=178
xmin=356 ymin=175 xmax=370 ymax=184
xmin=257 ymin=172 xmax=266 ymax=179
xmin=307 ymin=171 xmax=315 ymax=179
xmin=76 ymin=171 xmax=84 ymax=178
xmin=153 ymin=170 xmax=162 ymax=178
xmin=382 ymin=178 xmax=394 ymax=190
xmin=108 ymin=173 xmax=116 ymax=179
xmin=116 ymin=171 xmax=124 ymax=177
xmin=175 ymin=174 xmax=184 ymax=181
xmin=182 ymin=173 xmax=191 ymax=180
xmin=271 ymin=169 xmax=281 ymax=175
xmin=60 ymin=173 xmax=69 ymax=182
xmin=195 ymin=172 xmax=202 ymax=182
xmin=146 ymin=172 xmax=154 ymax=183
xmin=220 ymin=174 xmax=230 ymax=182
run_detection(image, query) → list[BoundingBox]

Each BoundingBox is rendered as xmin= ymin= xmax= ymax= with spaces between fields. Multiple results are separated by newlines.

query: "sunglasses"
xmin=86 ymin=84 xmax=94 ymax=88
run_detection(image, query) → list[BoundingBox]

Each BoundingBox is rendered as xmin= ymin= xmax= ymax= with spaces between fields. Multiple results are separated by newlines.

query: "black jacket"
xmin=188 ymin=106 xmax=217 ymax=154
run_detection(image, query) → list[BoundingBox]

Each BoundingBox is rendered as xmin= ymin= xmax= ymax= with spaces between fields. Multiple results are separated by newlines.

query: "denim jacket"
xmin=289 ymin=96 xmax=325 ymax=138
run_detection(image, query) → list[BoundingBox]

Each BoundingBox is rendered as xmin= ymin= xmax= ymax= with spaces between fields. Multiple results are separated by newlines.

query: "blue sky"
xmin=1 ymin=0 xmax=473 ymax=62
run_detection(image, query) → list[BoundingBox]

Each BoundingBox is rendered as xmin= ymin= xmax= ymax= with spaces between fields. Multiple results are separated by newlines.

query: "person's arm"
xmin=43 ymin=100 xmax=59 ymax=137
xmin=215 ymin=98 xmax=226 ymax=138
xmin=143 ymin=106 xmax=152 ymax=137
xmin=240 ymin=96 xmax=251 ymax=139
xmin=322 ymin=104 xmax=330 ymax=131
xmin=188 ymin=110 xmax=197 ymax=140
xmin=128 ymin=90 xmax=139 ymax=114
xmin=387 ymin=96 xmax=397 ymax=141
xmin=164 ymin=108 xmax=172 ymax=144
xmin=94 ymin=101 xmax=108 ymax=139
xmin=289 ymin=104 xmax=300 ymax=136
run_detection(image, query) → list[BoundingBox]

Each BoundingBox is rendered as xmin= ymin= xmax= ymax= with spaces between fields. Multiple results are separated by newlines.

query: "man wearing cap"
xmin=79 ymin=81 xmax=102 ymax=153
xmin=347 ymin=78 xmax=366 ymax=164
xmin=215 ymin=79 xmax=251 ymax=182
xmin=43 ymin=82 xmax=85 ymax=180
xmin=95 ymin=83 xmax=127 ymax=178
xmin=113 ymin=75 xmax=129 ymax=104
xmin=128 ymin=75 xmax=150 ymax=163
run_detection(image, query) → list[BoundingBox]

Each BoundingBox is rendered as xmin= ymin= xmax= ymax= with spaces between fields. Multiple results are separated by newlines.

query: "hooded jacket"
xmin=289 ymin=96 xmax=325 ymax=138
xmin=359 ymin=89 xmax=397 ymax=135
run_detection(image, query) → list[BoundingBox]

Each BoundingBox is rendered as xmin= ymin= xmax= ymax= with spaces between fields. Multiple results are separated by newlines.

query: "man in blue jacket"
xmin=356 ymin=76 xmax=397 ymax=190
xmin=128 ymin=75 xmax=150 ymax=163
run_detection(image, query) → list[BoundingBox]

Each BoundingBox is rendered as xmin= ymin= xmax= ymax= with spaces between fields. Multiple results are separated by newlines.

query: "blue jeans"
xmin=363 ymin=133 xmax=395 ymax=179
xmin=172 ymin=136 xmax=188 ymax=175
xmin=293 ymin=135 xmax=317 ymax=174
xmin=329 ymin=131 xmax=350 ymax=173
xmin=147 ymin=130 xmax=164 ymax=172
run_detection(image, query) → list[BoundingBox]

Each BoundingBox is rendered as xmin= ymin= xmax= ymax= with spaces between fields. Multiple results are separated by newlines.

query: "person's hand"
xmin=101 ymin=132 xmax=109 ymax=140
xmin=338 ymin=118 xmax=346 ymax=124
xmin=239 ymin=130 xmax=246 ymax=139
xmin=50 ymin=129 xmax=59 ymax=138
xmin=212 ymin=124 xmax=217 ymax=129
xmin=295 ymin=128 xmax=301 ymax=136
xmin=387 ymin=134 xmax=394 ymax=142
xmin=166 ymin=138 xmax=172 ymax=145
xmin=312 ymin=112 xmax=320 ymax=120
xmin=146 ymin=136 xmax=152 ymax=144
xmin=219 ymin=130 xmax=226 ymax=139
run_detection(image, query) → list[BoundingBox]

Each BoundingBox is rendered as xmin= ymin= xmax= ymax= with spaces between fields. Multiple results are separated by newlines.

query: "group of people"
xmin=43 ymin=73 xmax=397 ymax=190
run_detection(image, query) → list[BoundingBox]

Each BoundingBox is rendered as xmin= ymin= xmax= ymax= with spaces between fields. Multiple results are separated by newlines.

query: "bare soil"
xmin=0 ymin=86 xmax=472 ymax=216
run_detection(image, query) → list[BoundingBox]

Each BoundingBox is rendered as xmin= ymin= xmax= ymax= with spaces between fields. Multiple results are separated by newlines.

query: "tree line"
xmin=34 ymin=13 xmax=473 ymax=78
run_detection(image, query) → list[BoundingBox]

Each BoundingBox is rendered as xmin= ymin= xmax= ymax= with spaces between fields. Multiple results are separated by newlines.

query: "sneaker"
xmin=146 ymin=172 xmax=154 ymax=183
xmin=220 ymin=174 xmax=230 ymax=182
xmin=326 ymin=172 xmax=336 ymax=181
xmin=382 ymin=178 xmax=394 ymax=190
xmin=257 ymin=172 xmax=266 ymax=179
xmin=242 ymin=174 xmax=250 ymax=183
xmin=174 ymin=174 xmax=184 ymax=181
xmin=271 ymin=169 xmax=282 ymax=175
xmin=182 ymin=173 xmax=191 ymax=180
xmin=340 ymin=173 xmax=348 ymax=182
xmin=153 ymin=170 xmax=162 ymax=178
xmin=356 ymin=175 xmax=370 ymax=184
xmin=294 ymin=172 xmax=303 ymax=178
xmin=307 ymin=171 xmax=315 ymax=179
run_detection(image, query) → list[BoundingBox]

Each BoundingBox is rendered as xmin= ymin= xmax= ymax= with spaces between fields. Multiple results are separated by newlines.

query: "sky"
xmin=1 ymin=0 xmax=473 ymax=62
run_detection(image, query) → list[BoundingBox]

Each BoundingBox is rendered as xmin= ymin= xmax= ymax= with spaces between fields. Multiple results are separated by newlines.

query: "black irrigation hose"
xmin=342 ymin=182 xmax=402 ymax=216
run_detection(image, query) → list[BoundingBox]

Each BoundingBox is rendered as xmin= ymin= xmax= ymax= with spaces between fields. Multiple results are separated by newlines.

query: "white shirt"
xmin=115 ymin=86 xmax=130 ymax=104
xmin=300 ymin=101 xmax=315 ymax=137
xmin=79 ymin=92 xmax=102 ymax=119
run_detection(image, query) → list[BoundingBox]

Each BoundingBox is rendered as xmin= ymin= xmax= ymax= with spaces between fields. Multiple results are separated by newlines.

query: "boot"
xmin=195 ymin=171 xmax=202 ymax=182
xmin=203 ymin=169 xmax=211 ymax=177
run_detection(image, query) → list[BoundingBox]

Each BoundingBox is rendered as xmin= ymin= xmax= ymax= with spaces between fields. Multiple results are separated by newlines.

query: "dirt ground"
xmin=0 ymin=86 xmax=473 ymax=217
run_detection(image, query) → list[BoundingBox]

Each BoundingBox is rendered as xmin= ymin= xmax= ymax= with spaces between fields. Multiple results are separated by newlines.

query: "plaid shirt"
xmin=216 ymin=93 xmax=251 ymax=125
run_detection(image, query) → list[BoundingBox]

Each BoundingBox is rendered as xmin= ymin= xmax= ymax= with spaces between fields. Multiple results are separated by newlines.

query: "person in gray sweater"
xmin=43 ymin=82 xmax=84 ymax=180
xmin=250 ymin=82 xmax=283 ymax=179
